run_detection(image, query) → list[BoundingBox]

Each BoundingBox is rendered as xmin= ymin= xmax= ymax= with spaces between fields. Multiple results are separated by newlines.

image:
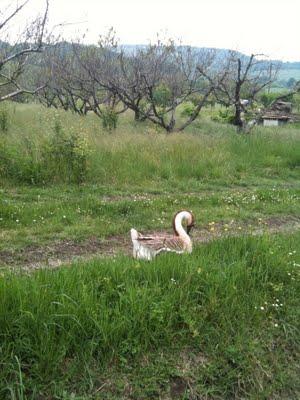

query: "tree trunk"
xmin=134 ymin=109 xmax=141 ymax=121
xmin=233 ymin=104 xmax=243 ymax=128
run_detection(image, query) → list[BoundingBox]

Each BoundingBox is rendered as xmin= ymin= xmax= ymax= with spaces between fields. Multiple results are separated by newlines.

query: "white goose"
xmin=130 ymin=210 xmax=195 ymax=260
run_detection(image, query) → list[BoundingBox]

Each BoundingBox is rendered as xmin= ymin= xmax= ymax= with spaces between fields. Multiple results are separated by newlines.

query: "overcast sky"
xmin=2 ymin=0 xmax=300 ymax=61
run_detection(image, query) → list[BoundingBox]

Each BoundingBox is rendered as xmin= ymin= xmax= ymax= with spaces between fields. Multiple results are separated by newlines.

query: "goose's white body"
xmin=130 ymin=210 xmax=194 ymax=260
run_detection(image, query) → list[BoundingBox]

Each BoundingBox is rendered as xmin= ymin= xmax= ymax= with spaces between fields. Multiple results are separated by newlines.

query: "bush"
xmin=153 ymin=84 xmax=172 ymax=108
xmin=102 ymin=107 xmax=118 ymax=130
xmin=211 ymin=108 xmax=235 ymax=123
xmin=43 ymin=119 xmax=89 ymax=183
xmin=181 ymin=101 xmax=196 ymax=117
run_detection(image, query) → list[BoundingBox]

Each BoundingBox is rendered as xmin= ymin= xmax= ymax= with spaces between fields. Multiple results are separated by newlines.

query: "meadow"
xmin=0 ymin=102 xmax=299 ymax=399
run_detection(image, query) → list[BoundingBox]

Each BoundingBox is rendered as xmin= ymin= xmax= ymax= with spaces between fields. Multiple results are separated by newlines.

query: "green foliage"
xmin=137 ymin=99 xmax=150 ymax=120
xmin=152 ymin=84 xmax=172 ymax=108
xmin=180 ymin=101 xmax=196 ymax=117
xmin=259 ymin=91 xmax=293 ymax=107
xmin=44 ymin=118 xmax=89 ymax=183
xmin=211 ymin=107 xmax=235 ymax=123
xmin=259 ymin=92 xmax=277 ymax=107
xmin=187 ymin=93 xmax=203 ymax=106
xmin=101 ymin=107 xmax=118 ymax=130
xmin=192 ymin=93 xmax=215 ymax=108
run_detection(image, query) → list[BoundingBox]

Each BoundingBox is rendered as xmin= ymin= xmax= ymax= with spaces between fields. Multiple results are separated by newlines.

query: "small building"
xmin=261 ymin=113 xmax=291 ymax=127
xmin=261 ymin=100 xmax=294 ymax=126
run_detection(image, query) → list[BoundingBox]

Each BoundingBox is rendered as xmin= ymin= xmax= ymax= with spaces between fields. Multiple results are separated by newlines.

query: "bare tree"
xmin=38 ymin=37 xmax=127 ymax=125
xmin=76 ymin=32 xmax=227 ymax=132
xmin=0 ymin=0 xmax=49 ymax=102
xmin=139 ymin=43 xmax=220 ymax=132
xmin=210 ymin=51 xmax=279 ymax=129
xmin=36 ymin=43 xmax=91 ymax=113
xmin=70 ymin=42 xmax=126 ymax=118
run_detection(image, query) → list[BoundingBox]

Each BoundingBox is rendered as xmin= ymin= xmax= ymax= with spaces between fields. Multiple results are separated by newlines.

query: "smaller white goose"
xmin=130 ymin=210 xmax=195 ymax=260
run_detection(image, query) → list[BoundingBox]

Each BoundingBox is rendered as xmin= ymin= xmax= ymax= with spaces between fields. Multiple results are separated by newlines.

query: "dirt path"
xmin=1 ymin=215 xmax=299 ymax=271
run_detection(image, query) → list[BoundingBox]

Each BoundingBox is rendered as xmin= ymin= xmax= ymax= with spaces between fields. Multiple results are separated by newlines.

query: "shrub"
xmin=181 ymin=101 xmax=196 ymax=117
xmin=211 ymin=108 xmax=235 ymax=123
xmin=102 ymin=107 xmax=118 ymax=130
xmin=152 ymin=84 xmax=172 ymax=108
xmin=43 ymin=119 xmax=89 ymax=183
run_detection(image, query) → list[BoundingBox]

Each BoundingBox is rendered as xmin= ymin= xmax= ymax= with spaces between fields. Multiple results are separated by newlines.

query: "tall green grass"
xmin=0 ymin=233 xmax=299 ymax=399
xmin=1 ymin=102 xmax=299 ymax=399
xmin=0 ymin=103 xmax=299 ymax=187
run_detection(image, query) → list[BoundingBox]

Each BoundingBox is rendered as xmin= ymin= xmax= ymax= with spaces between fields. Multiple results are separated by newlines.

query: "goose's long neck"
xmin=174 ymin=211 xmax=191 ymax=244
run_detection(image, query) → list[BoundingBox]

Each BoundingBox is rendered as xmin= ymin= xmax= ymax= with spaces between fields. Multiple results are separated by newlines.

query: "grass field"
xmin=0 ymin=102 xmax=299 ymax=399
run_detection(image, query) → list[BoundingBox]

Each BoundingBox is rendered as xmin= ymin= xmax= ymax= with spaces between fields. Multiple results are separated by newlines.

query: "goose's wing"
xmin=136 ymin=233 xmax=185 ymax=254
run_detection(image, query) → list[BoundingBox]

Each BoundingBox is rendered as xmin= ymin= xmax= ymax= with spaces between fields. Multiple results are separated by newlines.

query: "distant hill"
xmin=280 ymin=61 xmax=300 ymax=69
xmin=123 ymin=45 xmax=300 ymax=88
xmin=1 ymin=40 xmax=299 ymax=88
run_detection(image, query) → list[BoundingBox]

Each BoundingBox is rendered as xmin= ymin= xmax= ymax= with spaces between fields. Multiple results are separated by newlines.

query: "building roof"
xmin=261 ymin=113 xmax=290 ymax=120
xmin=262 ymin=100 xmax=294 ymax=120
